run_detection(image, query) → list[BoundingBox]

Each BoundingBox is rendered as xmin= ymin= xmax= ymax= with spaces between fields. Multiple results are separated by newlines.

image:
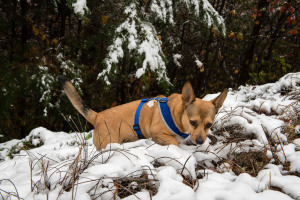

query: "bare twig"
xmin=0 ymin=179 xmax=23 ymax=200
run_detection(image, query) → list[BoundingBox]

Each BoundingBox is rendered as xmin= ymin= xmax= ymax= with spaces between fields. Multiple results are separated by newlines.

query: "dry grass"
xmin=113 ymin=173 xmax=157 ymax=199
xmin=0 ymin=179 xmax=24 ymax=200
xmin=231 ymin=150 xmax=269 ymax=176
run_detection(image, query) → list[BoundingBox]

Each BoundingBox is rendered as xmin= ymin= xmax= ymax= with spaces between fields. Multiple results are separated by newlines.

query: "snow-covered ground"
xmin=0 ymin=72 xmax=299 ymax=200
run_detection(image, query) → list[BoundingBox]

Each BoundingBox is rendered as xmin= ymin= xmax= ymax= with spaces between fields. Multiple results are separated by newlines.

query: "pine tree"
xmin=71 ymin=0 xmax=226 ymax=87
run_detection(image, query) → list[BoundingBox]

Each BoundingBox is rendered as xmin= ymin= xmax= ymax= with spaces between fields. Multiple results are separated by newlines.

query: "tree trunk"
xmin=20 ymin=0 xmax=28 ymax=48
xmin=60 ymin=0 xmax=66 ymax=39
xmin=238 ymin=0 xmax=269 ymax=85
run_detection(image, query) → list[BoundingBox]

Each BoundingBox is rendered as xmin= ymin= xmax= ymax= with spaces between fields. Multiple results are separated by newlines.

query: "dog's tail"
xmin=58 ymin=76 xmax=97 ymax=126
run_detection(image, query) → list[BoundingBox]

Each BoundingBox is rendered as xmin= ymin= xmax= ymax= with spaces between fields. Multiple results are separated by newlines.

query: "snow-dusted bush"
xmin=98 ymin=3 xmax=169 ymax=85
xmin=71 ymin=0 xmax=225 ymax=86
xmin=32 ymin=52 xmax=83 ymax=116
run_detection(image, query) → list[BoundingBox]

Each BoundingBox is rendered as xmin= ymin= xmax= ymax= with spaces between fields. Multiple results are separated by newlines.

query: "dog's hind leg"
xmin=93 ymin=123 xmax=120 ymax=150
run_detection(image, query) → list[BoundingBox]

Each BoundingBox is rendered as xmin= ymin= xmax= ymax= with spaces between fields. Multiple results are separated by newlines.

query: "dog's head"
xmin=181 ymin=82 xmax=227 ymax=145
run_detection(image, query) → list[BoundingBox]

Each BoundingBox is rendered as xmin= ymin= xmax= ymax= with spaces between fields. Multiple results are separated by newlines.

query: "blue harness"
xmin=133 ymin=98 xmax=190 ymax=139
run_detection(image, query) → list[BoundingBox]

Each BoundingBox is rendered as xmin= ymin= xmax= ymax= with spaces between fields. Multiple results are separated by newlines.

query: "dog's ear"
xmin=182 ymin=82 xmax=195 ymax=106
xmin=211 ymin=89 xmax=228 ymax=112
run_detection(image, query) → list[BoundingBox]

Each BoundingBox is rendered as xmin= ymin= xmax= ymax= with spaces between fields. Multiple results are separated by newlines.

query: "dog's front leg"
xmin=154 ymin=134 xmax=180 ymax=147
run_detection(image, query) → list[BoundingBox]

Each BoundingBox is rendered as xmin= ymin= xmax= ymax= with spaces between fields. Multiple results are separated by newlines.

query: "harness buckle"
xmin=158 ymin=98 xmax=168 ymax=103
xmin=133 ymin=124 xmax=141 ymax=131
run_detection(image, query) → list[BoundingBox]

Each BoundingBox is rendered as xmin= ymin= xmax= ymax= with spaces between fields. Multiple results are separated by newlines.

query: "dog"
xmin=59 ymin=76 xmax=227 ymax=150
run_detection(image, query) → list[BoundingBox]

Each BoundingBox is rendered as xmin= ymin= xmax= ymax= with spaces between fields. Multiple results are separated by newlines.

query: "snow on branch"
xmin=151 ymin=0 xmax=174 ymax=24
xmin=97 ymin=0 xmax=225 ymax=85
xmin=150 ymin=0 xmax=226 ymax=35
xmin=199 ymin=0 xmax=226 ymax=35
xmin=136 ymin=22 xmax=168 ymax=81
xmin=98 ymin=3 xmax=169 ymax=85
xmin=72 ymin=0 xmax=89 ymax=15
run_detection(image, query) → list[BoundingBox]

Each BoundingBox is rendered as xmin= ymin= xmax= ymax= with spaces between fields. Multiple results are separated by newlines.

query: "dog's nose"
xmin=196 ymin=138 xmax=204 ymax=145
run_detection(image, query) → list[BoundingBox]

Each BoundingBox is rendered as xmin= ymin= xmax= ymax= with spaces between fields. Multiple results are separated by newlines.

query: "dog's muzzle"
xmin=196 ymin=137 xmax=204 ymax=145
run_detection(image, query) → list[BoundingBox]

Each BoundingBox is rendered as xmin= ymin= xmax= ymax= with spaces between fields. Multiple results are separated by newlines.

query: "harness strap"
xmin=158 ymin=100 xmax=190 ymax=139
xmin=133 ymin=98 xmax=189 ymax=139
xmin=133 ymin=99 xmax=149 ymax=139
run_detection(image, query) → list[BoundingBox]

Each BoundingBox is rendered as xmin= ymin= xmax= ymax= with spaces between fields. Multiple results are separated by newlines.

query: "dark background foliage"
xmin=0 ymin=0 xmax=299 ymax=142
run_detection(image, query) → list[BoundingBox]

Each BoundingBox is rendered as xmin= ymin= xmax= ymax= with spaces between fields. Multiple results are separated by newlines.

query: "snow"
xmin=179 ymin=0 xmax=226 ymax=35
xmin=151 ymin=0 xmax=174 ymax=24
xmin=150 ymin=0 xmax=226 ymax=36
xmin=153 ymin=167 xmax=196 ymax=200
xmin=196 ymin=170 xmax=294 ymax=200
xmin=72 ymin=0 xmax=89 ymax=15
xmin=173 ymin=54 xmax=182 ymax=67
xmin=195 ymin=59 xmax=203 ymax=67
xmin=295 ymin=126 xmax=300 ymax=134
xmin=0 ymin=72 xmax=299 ymax=199
xmin=136 ymin=23 xmax=168 ymax=82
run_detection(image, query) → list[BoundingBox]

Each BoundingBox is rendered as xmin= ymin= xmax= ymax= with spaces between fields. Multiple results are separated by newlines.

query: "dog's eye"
xmin=205 ymin=123 xmax=212 ymax=129
xmin=190 ymin=120 xmax=197 ymax=127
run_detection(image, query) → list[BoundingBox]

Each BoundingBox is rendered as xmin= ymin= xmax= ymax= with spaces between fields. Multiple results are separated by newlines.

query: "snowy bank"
xmin=0 ymin=72 xmax=299 ymax=200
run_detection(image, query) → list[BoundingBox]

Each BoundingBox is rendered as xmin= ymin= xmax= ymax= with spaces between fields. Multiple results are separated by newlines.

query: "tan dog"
xmin=59 ymin=76 xmax=227 ymax=150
